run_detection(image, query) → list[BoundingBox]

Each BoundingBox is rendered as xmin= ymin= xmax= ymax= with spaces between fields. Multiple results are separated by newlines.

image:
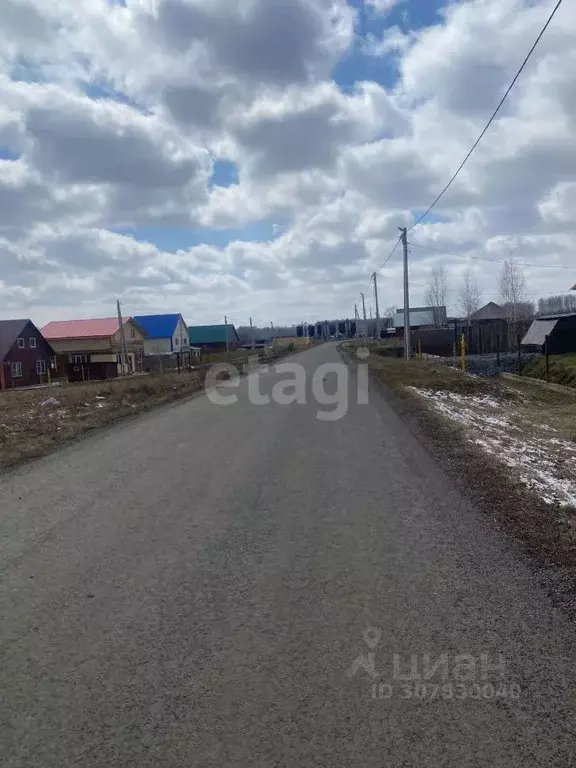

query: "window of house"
xmin=11 ymin=361 xmax=22 ymax=378
xmin=174 ymin=337 xmax=180 ymax=346
xmin=36 ymin=359 xmax=46 ymax=375
xmin=70 ymin=354 xmax=88 ymax=364
xmin=29 ymin=337 xmax=37 ymax=348
xmin=17 ymin=338 xmax=25 ymax=348
xmin=129 ymin=328 xmax=135 ymax=338
xmin=182 ymin=337 xmax=189 ymax=346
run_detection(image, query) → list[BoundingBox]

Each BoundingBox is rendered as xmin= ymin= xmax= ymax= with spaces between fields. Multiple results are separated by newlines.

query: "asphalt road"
xmin=2 ymin=342 xmax=576 ymax=766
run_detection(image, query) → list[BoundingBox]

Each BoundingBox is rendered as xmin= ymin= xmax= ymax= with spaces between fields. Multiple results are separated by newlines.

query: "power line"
xmin=376 ymin=236 xmax=402 ymax=273
xmin=409 ymin=240 xmax=575 ymax=270
xmin=365 ymin=236 xmax=402 ymax=297
xmin=409 ymin=0 xmax=564 ymax=231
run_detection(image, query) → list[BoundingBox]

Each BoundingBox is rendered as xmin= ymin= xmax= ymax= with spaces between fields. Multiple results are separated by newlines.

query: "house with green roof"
xmin=188 ymin=324 xmax=240 ymax=351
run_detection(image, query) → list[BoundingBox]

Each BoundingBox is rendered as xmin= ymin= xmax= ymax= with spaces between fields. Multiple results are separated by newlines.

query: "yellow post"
xmin=418 ymin=339 xmax=422 ymax=359
xmin=461 ymin=333 xmax=466 ymax=371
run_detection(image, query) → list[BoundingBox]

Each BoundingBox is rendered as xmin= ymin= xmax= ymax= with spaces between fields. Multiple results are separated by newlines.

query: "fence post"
xmin=496 ymin=332 xmax=500 ymax=372
xmin=517 ymin=334 xmax=521 ymax=375
xmin=545 ymin=334 xmax=550 ymax=383
xmin=461 ymin=333 xmax=466 ymax=372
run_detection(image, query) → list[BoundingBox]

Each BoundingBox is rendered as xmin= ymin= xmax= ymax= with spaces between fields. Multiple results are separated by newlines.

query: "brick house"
xmin=0 ymin=319 xmax=56 ymax=390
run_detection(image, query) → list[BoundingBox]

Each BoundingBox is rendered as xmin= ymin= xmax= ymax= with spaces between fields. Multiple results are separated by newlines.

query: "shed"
xmin=465 ymin=302 xmax=510 ymax=354
xmin=521 ymin=313 xmax=576 ymax=354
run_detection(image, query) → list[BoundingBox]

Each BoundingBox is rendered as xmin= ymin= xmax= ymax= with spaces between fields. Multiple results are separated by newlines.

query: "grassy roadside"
xmin=342 ymin=344 xmax=576 ymax=612
xmin=523 ymin=354 xmax=576 ymax=388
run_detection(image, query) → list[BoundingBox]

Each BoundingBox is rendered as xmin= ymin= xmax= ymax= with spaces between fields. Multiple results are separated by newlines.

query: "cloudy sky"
xmin=1 ymin=0 xmax=575 ymax=327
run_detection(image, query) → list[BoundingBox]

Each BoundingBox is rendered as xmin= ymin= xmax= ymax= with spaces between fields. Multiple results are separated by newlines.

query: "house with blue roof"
xmin=134 ymin=314 xmax=189 ymax=358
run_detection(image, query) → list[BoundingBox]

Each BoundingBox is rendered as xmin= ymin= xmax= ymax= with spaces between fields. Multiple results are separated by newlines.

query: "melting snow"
xmin=409 ymin=387 xmax=576 ymax=508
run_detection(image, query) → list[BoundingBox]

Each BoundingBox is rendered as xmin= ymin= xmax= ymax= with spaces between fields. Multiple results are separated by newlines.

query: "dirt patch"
xmin=0 ymin=371 xmax=208 ymax=470
xmin=0 ymin=344 xmax=312 ymax=471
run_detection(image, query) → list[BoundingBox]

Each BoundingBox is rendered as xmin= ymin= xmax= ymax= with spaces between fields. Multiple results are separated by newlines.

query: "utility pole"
xmin=250 ymin=317 xmax=255 ymax=350
xmin=400 ymin=227 xmax=410 ymax=361
xmin=117 ymin=299 xmax=130 ymax=375
xmin=224 ymin=315 xmax=230 ymax=358
xmin=373 ymin=271 xmax=380 ymax=340
xmin=360 ymin=292 xmax=367 ymax=321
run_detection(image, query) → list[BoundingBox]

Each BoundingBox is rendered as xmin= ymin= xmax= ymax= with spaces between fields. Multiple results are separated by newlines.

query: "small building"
xmin=188 ymin=324 xmax=240 ymax=352
xmin=42 ymin=317 xmax=147 ymax=381
xmin=134 ymin=314 xmax=189 ymax=358
xmin=0 ymin=319 xmax=56 ymax=390
xmin=466 ymin=302 xmax=509 ymax=354
xmin=521 ymin=312 xmax=576 ymax=354
xmin=393 ymin=306 xmax=446 ymax=331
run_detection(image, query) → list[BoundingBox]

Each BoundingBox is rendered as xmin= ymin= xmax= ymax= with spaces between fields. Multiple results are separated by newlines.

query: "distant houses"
xmin=188 ymin=324 xmax=240 ymax=352
xmin=42 ymin=317 xmax=147 ymax=381
xmin=0 ymin=319 xmax=55 ymax=390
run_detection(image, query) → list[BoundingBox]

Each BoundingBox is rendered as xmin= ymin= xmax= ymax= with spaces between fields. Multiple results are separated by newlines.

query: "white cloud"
xmin=1 ymin=0 xmax=576 ymax=325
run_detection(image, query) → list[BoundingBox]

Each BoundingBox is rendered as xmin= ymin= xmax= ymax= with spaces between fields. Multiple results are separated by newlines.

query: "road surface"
xmin=2 ymin=343 xmax=575 ymax=766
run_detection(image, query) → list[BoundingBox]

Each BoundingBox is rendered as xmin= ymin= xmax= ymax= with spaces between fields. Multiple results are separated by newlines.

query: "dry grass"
xmin=0 ymin=371 xmax=207 ymax=470
xmin=0 ymin=343 xmax=312 ymax=470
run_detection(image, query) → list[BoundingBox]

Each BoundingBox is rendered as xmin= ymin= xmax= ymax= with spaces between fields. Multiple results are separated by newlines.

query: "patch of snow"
xmin=411 ymin=386 xmax=576 ymax=508
xmin=40 ymin=397 xmax=60 ymax=406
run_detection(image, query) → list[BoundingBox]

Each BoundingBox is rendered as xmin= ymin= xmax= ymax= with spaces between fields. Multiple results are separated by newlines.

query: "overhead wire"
xmin=408 ymin=240 xmax=576 ymax=271
xmin=409 ymin=0 xmax=564 ymax=231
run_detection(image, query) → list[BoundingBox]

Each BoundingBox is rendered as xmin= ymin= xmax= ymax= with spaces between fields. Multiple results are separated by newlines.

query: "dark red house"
xmin=0 ymin=319 xmax=56 ymax=390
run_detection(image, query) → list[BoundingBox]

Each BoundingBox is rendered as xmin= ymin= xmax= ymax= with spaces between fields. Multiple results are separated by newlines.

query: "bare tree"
xmin=537 ymin=293 xmax=576 ymax=316
xmin=425 ymin=266 xmax=449 ymax=327
xmin=459 ymin=268 xmax=482 ymax=321
xmin=383 ymin=305 xmax=396 ymax=328
xmin=499 ymin=258 xmax=526 ymax=323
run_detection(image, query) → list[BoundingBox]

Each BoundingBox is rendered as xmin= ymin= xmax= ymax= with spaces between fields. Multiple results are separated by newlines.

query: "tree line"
xmin=425 ymin=257 xmax=575 ymax=325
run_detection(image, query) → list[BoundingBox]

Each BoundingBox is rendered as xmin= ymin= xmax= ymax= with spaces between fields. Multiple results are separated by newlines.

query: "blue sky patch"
xmin=116 ymin=219 xmax=280 ymax=253
xmin=210 ymin=160 xmax=239 ymax=188
xmin=0 ymin=147 xmax=19 ymax=161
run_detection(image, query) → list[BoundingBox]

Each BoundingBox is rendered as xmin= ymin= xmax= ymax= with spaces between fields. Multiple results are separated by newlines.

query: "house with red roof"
xmin=0 ymin=319 xmax=56 ymax=390
xmin=42 ymin=317 xmax=147 ymax=381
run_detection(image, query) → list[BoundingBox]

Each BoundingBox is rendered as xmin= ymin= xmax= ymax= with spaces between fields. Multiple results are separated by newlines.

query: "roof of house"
xmin=521 ymin=318 xmax=559 ymax=347
xmin=0 ymin=319 xmax=29 ymax=360
xmin=468 ymin=302 xmax=508 ymax=322
xmin=188 ymin=324 xmax=239 ymax=344
xmin=42 ymin=317 xmax=123 ymax=340
xmin=537 ymin=311 xmax=576 ymax=321
xmin=133 ymin=314 xmax=183 ymax=339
